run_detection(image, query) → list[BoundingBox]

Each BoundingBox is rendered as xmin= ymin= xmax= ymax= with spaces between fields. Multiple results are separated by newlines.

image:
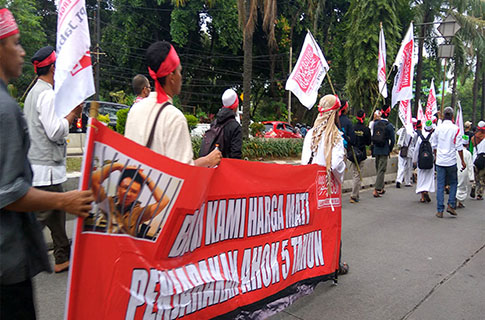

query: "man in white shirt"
xmin=471 ymin=121 xmax=485 ymax=200
xmin=23 ymin=46 xmax=82 ymax=272
xmin=430 ymin=107 xmax=466 ymax=218
xmin=396 ymin=125 xmax=415 ymax=187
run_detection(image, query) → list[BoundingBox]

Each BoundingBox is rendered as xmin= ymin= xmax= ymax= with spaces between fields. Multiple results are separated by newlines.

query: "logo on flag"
xmin=378 ymin=26 xmax=388 ymax=98
xmin=398 ymin=99 xmax=413 ymax=132
xmin=392 ymin=23 xmax=415 ymax=108
xmin=286 ymin=32 xmax=329 ymax=109
xmin=54 ymin=0 xmax=95 ymax=118
xmin=425 ymin=79 xmax=437 ymax=121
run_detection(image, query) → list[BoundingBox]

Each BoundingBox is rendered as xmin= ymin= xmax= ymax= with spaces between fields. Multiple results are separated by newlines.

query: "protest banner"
xmin=286 ymin=32 xmax=329 ymax=109
xmin=378 ymin=25 xmax=388 ymax=99
xmin=66 ymin=119 xmax=342 ymax=319
xmin=54 ymin=0 xmax=95 ymax=118
xmin=398 ymin=99 xmax=413 ymax=132
xmin=425 ymin=79 xmax=437 ymax=121
xmin=417 ymin=101 xmax=425 ymax=122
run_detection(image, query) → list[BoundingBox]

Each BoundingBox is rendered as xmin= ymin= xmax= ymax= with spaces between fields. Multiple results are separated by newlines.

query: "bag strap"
xmin=146 ymin=102 xmax=170 ymax=149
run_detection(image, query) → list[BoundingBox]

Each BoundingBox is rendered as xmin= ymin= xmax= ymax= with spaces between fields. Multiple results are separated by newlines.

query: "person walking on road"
xmin=396 ymin=124 xmax=414 ymax=188
xmin=349 ymin=109 xmax=371 ymax=203
xmin=456 ymin=135 xmax=474 ymax=208
xmin=372 ymin=106 xmax=395 ymax=197
xmin=413 ymin=120 xmax=435 ymax=203
xmin=0 ymin=10 xmax=93 ymax=320
xmin=23 ymin=46 xmax=82 ymax=273
xmin=470 ymin=121 xmax=485 ymax=200
xmin=431 ymin=107 xmax=466 ymax=218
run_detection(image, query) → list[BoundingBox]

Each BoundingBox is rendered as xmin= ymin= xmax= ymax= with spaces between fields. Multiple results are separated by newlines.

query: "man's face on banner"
xmin=117 ymin=177 xmax=141 ymax=207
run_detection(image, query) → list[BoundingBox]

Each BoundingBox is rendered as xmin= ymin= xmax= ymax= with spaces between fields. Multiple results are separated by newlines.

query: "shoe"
xmin=424 ymin=193 xmax=431 ymax=203
xmin=378 ymin=189 xmax=386 ymax=195
xmin=446 ymin=205 xmax=457 ymax=216
xmin=54 ymin=261 xmax=69 ymax=273
xmin=477 ymin=195 xmax=483 ymax=200
xmin=396 ymin=182 xmax=401 ymax=188
xmin=373 ymin=190 xmax=381 ymax=198
xmin=420 ymin=198 xmax=426 ymax=203
xmin=338 ymin=262 xmax=349 ymax=275
xmin=405 ymin=184 xmax=412 ymax=187
xmin=436 ymin=212 xmax=443 ymax=218
xmin=445 ymin=186 xmax=450 ymax=194
xmin=470 ymin=186 xmax=476 ymax=198
xmin=350 ymin=197 xmax=359 ymax=203
xmin=457 ymin=202 xmax=465 ymax=209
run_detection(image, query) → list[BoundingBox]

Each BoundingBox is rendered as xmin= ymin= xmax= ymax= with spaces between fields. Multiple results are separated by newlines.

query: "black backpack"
xmin=199 ymin=119 xmax=233 ymax=157
xmin=372 ymin=120 xmax=387 ymax=147
xmin=417 ymin=130 xmax=434 ymax=169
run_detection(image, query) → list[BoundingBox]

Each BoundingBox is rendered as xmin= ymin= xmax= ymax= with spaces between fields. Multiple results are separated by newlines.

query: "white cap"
xmin=412 ymin=117 xmax=417 ymax=124
xmin=222 ymin=89 xmax=238 ymax=109
xmin=478 ymin=120 xmax=485 ymax=129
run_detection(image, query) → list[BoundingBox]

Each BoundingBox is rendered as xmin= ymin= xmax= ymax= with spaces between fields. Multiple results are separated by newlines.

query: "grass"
xmin=66 ymin=157 xmax=83 ymax=172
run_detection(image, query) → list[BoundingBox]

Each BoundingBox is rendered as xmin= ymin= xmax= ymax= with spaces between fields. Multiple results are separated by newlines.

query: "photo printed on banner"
xmin=82 ymin=142 xmax=183 ymax=241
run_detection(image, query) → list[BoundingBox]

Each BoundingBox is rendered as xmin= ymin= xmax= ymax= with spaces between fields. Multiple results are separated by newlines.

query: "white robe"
xmin=456 ymin=149 xmax=474 ymax=201
xmin=301 ymin=128 xmax=346 ymax=185
xmin=396 ymin=127 xmax=415 ymax=185
xmin=413 ymin=130 xmax=435 ymax=193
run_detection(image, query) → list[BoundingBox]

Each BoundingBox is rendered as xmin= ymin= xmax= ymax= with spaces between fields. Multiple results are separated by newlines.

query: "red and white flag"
xmin=398 ymin=99 xmax=413 ymax=132
xmin=425 ymin=79 xmax=437 ymax=121
xmin=456 ymin=101 xmax=464 ymax=138
xmin=54 ymin=0 xmax=95 ymax=118
xmin=378 ymin=25 xmax=388 ymax=98
xmin=286 ymin=32 xmax=329 ymax=109
xmin=417 ymin=100 xmax=425 ymax=122
xmin=391 ymin=23 xmax=415 ymax=108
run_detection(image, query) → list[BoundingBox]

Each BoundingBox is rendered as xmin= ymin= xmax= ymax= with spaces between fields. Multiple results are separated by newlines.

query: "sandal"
xmin=373 ymin=190 xmax=381 ymax=198
xmin=424 ymin=193 xmax=431 ymax=203
xmin=338 ymin=262 xmax=349 ymax=275
xmin=420 ymin=198 xmax=426 ymax=203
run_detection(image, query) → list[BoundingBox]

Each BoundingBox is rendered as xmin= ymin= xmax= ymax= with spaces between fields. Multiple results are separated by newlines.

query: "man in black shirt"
xmin=350 ymin=110 xmax=371 ymax=203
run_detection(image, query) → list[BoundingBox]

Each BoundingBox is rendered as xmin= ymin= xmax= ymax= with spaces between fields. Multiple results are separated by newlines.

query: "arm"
xmin=136 ymin=170 xmax=170 ymax=222
xmin=194 ymin=148 xmax=222 ymax=167
xmin=229 ymin=124 xmax=243 ymax=159
xmin=91 ymin=162 xmax=126 ymax=202
xmin=37 ymin=90 xmax=71 ymax=141
xmin=458 ymin=150 xmax=466 ymax=170
xmin=5 ymin=188 xmax=94 ymax=218
xmin=388 ymin=125 xmax=395 ymax=152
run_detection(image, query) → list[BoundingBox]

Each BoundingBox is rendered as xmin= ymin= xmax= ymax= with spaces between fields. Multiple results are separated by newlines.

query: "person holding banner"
xmin=24 ymin=46 xmax=82 ymax=273
xmin=371 ymin=107 xmax=395 ymax=197
xmin=0 ymin=9 xmax=94 ymax=319
xmin=430 ymin=107 xmax=466 ymax=218
xmin=125 ymin=41 xmax=221 ymax=167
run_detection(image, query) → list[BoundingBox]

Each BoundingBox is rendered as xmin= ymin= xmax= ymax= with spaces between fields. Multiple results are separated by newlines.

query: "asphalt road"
xmin=33 ymin=184 xmax=485 ymax=320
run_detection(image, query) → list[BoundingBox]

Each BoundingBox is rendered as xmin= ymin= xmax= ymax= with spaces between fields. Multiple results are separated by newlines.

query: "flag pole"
xmin=370 ymin=65 xmax=394 ymax=120
xmin=327 ymin=73 xmax=336 ymax=95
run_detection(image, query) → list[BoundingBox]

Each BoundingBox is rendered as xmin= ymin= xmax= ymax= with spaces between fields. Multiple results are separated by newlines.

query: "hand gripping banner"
xmin=66 ymin=119 xmax=342 ymax=319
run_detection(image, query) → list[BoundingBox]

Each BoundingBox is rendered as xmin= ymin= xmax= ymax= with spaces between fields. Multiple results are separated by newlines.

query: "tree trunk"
xmin=472 ymin=54 xmax=481 ymax=125
xmin=451 ymin=62 xmax=458 ymax=110
xmin=242 ymin=0 xmax=253 ymax=139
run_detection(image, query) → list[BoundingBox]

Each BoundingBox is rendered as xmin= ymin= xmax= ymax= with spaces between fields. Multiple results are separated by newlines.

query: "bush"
xmin=116 ymin=108 xmax=129 ymax=135
xmin=192 ymin=137 xmax=303 ymax=160
xmin=185 ymin=114 xmax=198 ymax=131
xmin=97 ymin=113 xmax=110 ymax=125
xmin=249 ymin=122 xmax=265 ymax=137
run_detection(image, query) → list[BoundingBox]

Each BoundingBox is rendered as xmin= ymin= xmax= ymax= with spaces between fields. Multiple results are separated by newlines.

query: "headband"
xmin=148 ymin=45 xmax=180 ymax=103
xmin=33 ymin=51 xmax=56 ymax=73
xmin=356 ymin=113 xmax=366 ymax=123
xmin=319 ymin=95 xmax=341 ymax=114
xmin=338 ymin=101 xmax=348 ymax=116
xmin=478 ymin=126 xmax=485 ymax=130
xmin=0 ymin=9 xmax=19 ymax=40
xmin=381 ymin=106 xmax=391 ymax=117
xmin=223 ymin=96 xmax=239 ymax=110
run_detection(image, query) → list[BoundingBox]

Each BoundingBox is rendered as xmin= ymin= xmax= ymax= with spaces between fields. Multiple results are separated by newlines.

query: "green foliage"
xmin=249 ymin=122 xmax=265 ymax=137
xmin=192 ymin=137 xmax=303 ymax=159
xmin=109 ymin=90 xmax=134 ymax=106
xmin=97 ymin=113 xmax=110 ymax=125
xmin=185 ymin=114 xmax=198 ymax=131
xmin=116 ymin=108 xmax=129 ymax=135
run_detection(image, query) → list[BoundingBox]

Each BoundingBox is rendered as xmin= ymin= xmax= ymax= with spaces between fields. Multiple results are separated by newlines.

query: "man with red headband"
xmin=200 ymin=88 xmax=242 ymax=158
xmin=349 ymin=109 xmax=371 ymax=203
xmin=125 ymin=41 xmax=221 ymax=167
xmin=0 ymin=9 xmax=93 ymax=319
xmin=471 ymin=120 xmax=485 ymax=200
xmin=24 ymin=46 xmax=82 ymax=274
xmin=371 ymin=106 xmax=395 ymax=197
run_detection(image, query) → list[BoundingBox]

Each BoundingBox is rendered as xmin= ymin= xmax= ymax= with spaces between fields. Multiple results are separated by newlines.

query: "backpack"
xmin=199 ymin=119 xmax=233 ymax=157
xmin=474 ymin=153 xmax=485 ymax=170
xmin=372 ymin=120 xmax=387 ymax=147
xmin=417 ymin=131 xmax=434 ymax=169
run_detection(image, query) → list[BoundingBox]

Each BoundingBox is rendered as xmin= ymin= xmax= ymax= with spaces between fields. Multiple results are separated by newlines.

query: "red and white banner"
xmin=417 ymin=100 xmax=425 ymax=122
xmin=398 ymin=99 xmax=413 ymax=132
xmin=425 ymin=79 xmax=437 ymax=121
xmin=54 ymin=0 xmax=95 ymax=118
xmin=456 ymin=101 xmax=464 ymax=142
xmin=66 ymin=119 xmax=342 ymax=319
xmin=378 ymin=26 xmax=388 ymax=98
xmin=286 ymin=32 xmax=329 ymax=109
xmin=392 ymin=23 xmax=415 ymax=108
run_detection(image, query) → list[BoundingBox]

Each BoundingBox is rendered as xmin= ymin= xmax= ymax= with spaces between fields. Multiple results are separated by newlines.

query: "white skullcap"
xmin=222 ymin=89 xmax=238 ymax=109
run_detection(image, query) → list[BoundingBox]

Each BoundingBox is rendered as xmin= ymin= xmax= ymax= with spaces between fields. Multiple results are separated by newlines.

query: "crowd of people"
xmin=1 ymin=8 xmax=484 ymax=319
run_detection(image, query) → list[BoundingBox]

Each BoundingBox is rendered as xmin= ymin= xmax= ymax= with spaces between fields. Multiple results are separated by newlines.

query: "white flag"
xmin=286 ymin=32 xmax=329 ymax=109
xmin=425 ymin=79 xmax=437 ymax=121
xmin=417 ymin=100 xmax=425 ymax=122
xmin=378 ymin=26 xmax=388 ymax=98
xmin=399 ymin=99 xmax=413 ymax=132
xmin=391 ymin=23 xmax=415 ymax=108
xmin=456 ymin=101 xmax=464 ymax=140
xmin=54 ymin=0 xmax=95 ymax=118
